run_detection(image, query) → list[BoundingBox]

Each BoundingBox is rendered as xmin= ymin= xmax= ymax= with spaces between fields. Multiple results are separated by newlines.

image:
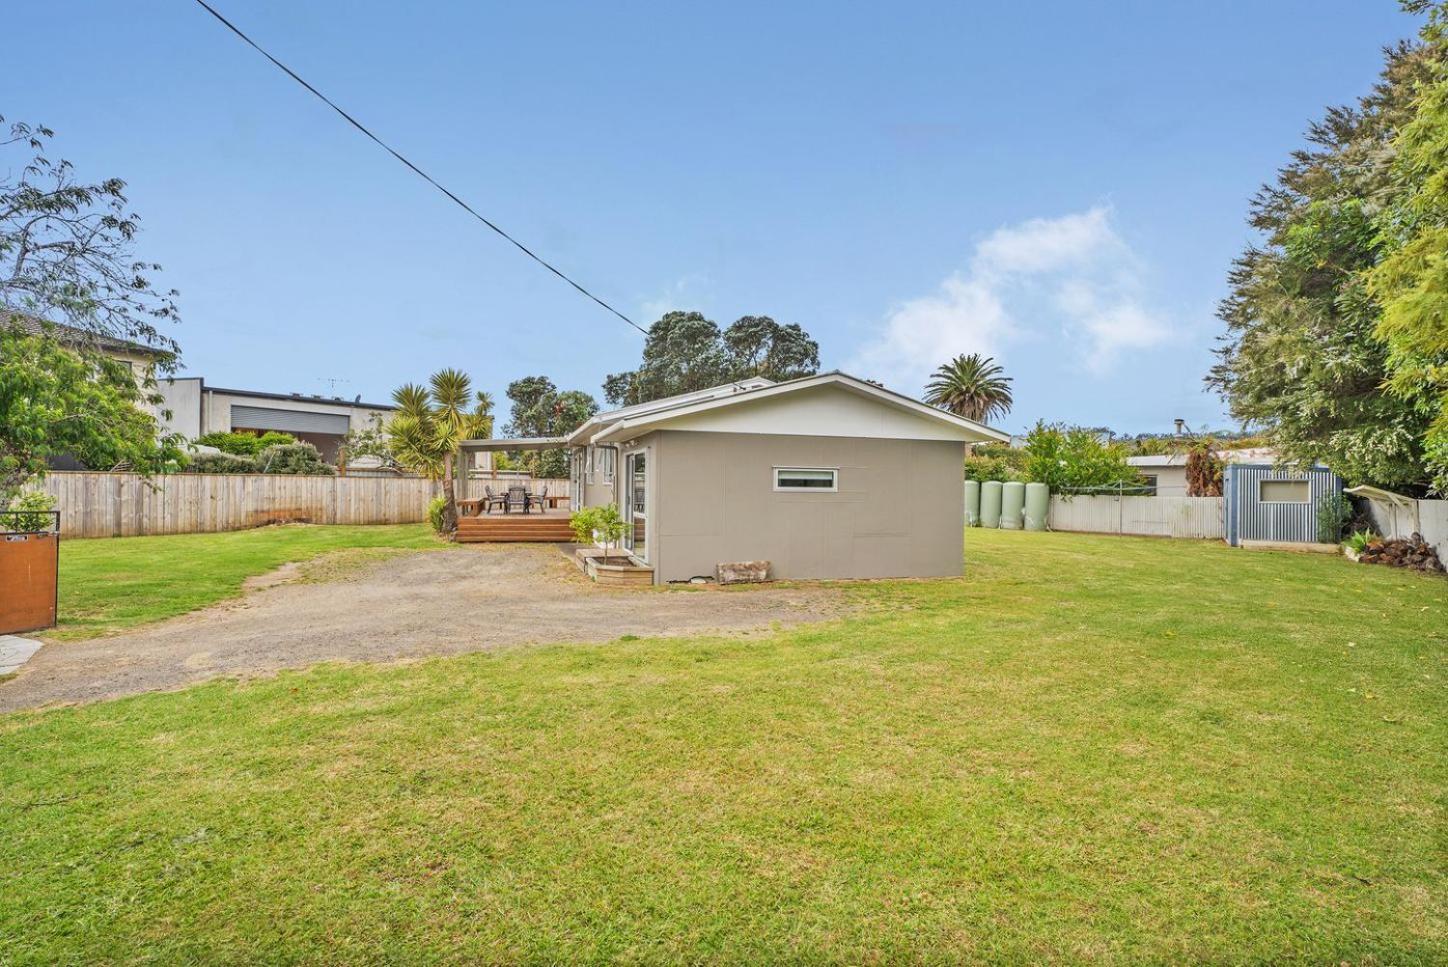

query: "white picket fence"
xmin=40 ymin=472 xmax=441 ymax=539
xmin=1048 ymin=495 xmax=1224 ymax=540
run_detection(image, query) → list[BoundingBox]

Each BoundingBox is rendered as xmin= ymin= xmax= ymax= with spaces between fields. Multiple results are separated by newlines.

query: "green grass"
xmin=3 ymin=529 xmax=1445 ymax=962
xmin=51 ymin=524 xmax=442 ymax=639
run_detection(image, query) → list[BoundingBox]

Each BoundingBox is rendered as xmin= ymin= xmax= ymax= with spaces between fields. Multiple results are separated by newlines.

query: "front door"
xmin=624 ymin=450 xmax=647 ymax=560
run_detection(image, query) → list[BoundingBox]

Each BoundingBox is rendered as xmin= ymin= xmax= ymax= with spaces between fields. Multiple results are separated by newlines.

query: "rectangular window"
xmin=774 ymin=467 xmax=838 ymax=492
xmin=598 ymin=447 xmax=616 ymax=483
xmin=1259 ymin=479 xmax=1309 ymax=503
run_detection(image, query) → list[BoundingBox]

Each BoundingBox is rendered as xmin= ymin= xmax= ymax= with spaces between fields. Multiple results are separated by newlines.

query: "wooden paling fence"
xmin=40 ymin=472 xmax=441 ymax=539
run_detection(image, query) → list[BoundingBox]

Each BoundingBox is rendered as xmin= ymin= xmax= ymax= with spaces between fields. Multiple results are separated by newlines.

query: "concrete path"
xmin=0 ymin=635 xmax=43 ymax=676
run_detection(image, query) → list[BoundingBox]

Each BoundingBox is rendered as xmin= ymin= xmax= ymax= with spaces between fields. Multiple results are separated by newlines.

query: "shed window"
xmin=1259 ymin=479 xmax=1309 ymax=503
xmin=774 ymin=468 xmax=837 ymax=492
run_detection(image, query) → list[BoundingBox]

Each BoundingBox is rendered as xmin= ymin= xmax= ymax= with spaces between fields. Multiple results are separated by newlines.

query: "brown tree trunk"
xmin=440 ymin=460 xmax=459 ymax=537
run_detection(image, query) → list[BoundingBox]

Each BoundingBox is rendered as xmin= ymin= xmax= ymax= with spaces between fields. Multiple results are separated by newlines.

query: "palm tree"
xmin=388 ymin=369 xmax=490 ymax=537
xmin=923 ymin=353 xmax=1013 ymax=424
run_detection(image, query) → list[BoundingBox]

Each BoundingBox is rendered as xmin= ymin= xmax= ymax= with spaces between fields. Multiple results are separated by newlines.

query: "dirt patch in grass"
xmin=1 ymin=544 xmax=848 ymax=711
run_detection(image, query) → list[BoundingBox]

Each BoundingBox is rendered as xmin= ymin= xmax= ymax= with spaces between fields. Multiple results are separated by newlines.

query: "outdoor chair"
xmin=483 ymin=486 xmax=506 ymax=514
xmin=506 ymin=485 xmax=529 ymax=514
xmin=530 ymin=485 xmax=549 ymax=514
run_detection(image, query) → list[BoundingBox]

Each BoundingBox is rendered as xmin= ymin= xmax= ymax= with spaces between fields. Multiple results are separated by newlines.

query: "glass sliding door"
xmin=624 ymin=451 xmax=647 ymax=559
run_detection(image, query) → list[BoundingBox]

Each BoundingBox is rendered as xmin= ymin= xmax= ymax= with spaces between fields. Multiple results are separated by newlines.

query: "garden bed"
xmin=573 ymin=546 xmax=654 ymax=586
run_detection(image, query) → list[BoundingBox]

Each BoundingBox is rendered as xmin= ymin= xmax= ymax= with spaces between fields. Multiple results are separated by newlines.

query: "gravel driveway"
xmin=0 ymin=545 xmax=846 ymax=712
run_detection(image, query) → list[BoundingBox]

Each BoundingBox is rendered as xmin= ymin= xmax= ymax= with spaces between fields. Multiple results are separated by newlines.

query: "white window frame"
xmin=597 ymin=446 xmax=616 ymax=485
xmin=773 ymin=467 xmax=838 ymax=493
xmin=1258 ymin=478 xmax=1310 ymax=504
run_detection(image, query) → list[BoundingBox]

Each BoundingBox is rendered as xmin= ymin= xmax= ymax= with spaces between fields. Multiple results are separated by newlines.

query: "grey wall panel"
xmin=653 ymin=430 xmax=965 ymax=582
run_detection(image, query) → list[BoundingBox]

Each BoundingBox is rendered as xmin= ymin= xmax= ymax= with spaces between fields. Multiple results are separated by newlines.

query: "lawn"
xmin=2 ymin=528 xmax=1444 ymax=962
xmin=51 ymin=524 xmax=442 ymax=639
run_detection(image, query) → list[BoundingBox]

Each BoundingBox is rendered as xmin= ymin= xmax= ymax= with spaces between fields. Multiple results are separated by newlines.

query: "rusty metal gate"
xmin=0 ymin=510 xmax=59 ymax=635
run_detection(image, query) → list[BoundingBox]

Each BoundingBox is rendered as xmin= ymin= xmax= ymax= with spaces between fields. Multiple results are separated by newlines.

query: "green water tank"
xmin=964 ymin=479 xmax=981 ymax=527
xmin=980 ymin=480 xmax=1003 ymax=528
xmin=1024 ymin=482 xmax=1049 ymax=531
xmin=1001 ymin=481 xmax=1026 ymax=530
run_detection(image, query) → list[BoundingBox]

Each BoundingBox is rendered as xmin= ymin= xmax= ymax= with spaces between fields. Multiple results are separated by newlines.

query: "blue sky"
xmin=8 ymin=1 xmax=1423 ymax=435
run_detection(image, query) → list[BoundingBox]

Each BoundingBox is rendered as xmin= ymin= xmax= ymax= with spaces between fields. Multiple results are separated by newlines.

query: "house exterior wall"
xmin=153 ymin=377 xmax=204 ymax=440
xmin=1145 ymin=465 xmax=1188 ymax=497
xmin=648 ymin=430 xmax=965 ymax=583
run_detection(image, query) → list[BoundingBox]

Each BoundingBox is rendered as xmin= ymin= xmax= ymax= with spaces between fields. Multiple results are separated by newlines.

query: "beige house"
xmin=554 ymin=372 xmax=1006 ymax=584
xmin=153 ymin=378 xmax=395 ymax=463
xmin=1127 ymin=447 xmax=1279 ymax=496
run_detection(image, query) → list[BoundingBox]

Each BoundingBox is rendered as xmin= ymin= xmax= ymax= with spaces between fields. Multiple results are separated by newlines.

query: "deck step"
xmin=456 ymin=516 xmax=574 ymax=543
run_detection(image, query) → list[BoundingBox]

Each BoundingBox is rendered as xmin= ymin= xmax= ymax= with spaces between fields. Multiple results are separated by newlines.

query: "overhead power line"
xmin=191 ymin=0 xmax=647 ymax=336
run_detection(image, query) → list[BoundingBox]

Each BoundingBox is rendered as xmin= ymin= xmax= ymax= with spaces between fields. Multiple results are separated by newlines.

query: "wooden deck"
xmin=455 ymin=509 xmax=574 ymax=543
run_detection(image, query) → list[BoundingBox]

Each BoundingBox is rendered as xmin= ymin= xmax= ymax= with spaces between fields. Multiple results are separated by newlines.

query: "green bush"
xmin=1023 ymin=422 xmax=1143 ymax=492
xmin=5 ymin=491 xmax=57 ymax=532
xmin=1316 ymin=493 xmax=1355 ymax=544
xmin=186 ymin=451 xmax=258 ymax=474
xmin=569 ymin=506 xmax=600 ymax=544
xmin=256 ymin=442 xmax=335 ymax=476
xmin=1345 ymin=529 xmax=1378 ymax=553
xmin=569 ymin=504 xmax=627 ymax=554
xmin=194 ymin=431 xmax=295 ymax=456
xmin=964 ymin=443 xmax=1028 ymax=483
xmin=426 ymin=495 xmax=448 ymax=535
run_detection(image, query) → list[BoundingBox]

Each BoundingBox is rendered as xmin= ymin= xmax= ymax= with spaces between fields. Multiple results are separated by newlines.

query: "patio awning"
xmin=458 ymin=437 xmax=566 ymax=452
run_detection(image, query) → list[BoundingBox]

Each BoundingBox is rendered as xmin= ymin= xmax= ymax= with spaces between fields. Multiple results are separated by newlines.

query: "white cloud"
xmin=640 ymin=273 xmax=710 ymax=322
xmin=852 ymin=206 xmax=1169 ymax=389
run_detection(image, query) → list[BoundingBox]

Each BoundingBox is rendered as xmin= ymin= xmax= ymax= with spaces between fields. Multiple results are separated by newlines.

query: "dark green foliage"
xmin=256 ymin=442 xmax=335 ymax=476
xmin=195 ymin=431 xmax=295 ymax=456
xmin=1315 ymin=493 xmax=1356 ymax=544
xmin=604 ymin=311 xmax=820 ymax=406
xmin=1208 ymin=23 xmax=1444 ymax=492
xmin=186 ymin=451 xmax=257 ymax=474
xmin=503 ymin=376 xmax=598 ymax=479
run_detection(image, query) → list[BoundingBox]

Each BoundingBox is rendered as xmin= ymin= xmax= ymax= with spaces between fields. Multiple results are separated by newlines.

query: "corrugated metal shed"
xmin=1224 ymin=463 xmax=1343 ymax=546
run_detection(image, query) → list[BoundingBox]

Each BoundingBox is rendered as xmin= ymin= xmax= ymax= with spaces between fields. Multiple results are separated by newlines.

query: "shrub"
xmin=427 ymin=495 xmax=448 ymax=535
xmin=1022 ymin=422 xmax=1143 ymax=492
xmin=5 ymin=491 xmax=57 ymax=532
xmin=1316 ymin=493 xmax=1355 ymax=544
xmin=570 ymin=504 xmax=627 ymax=555
xmin=963 ymin=443 xmax=1028 ymax=483
xmin=194 ymin=431 xmax=295 ymax=456
xmin=1345 ymin=529 xmax=1378 ymax=553
xmin=186 ymin=451 xmax=258 ymax=474
xmin=256 ymin=442 xmax=335 ymax=475
xmin=569 ymin=506 xmax=600 ymax=544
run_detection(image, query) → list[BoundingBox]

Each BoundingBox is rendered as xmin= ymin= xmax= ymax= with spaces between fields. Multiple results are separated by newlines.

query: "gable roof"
xmin=563 ymin=377 xmax=776 ymax=446
xmin=578 ymin=371 xmax=1008 ymax=446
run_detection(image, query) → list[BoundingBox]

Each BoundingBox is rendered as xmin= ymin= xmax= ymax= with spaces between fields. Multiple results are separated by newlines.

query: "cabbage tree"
xmin=388 ymin=369 xmax=490 ymax=537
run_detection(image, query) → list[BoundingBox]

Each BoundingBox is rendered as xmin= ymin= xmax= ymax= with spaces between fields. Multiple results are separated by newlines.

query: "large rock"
xmin=716 ymin=560 xmax=771 ymax=585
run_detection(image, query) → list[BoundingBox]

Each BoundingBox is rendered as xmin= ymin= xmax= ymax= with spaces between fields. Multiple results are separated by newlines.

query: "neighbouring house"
xmin=6 ymin=312 xmax=173 ymax=378
xmin=1127 ymin=447 xmax=1280 ymax=497
xmin=461 ymin=372 xmax=1007 ymax=583
xmin=153 ymin=378 xmax=395 ymax=463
